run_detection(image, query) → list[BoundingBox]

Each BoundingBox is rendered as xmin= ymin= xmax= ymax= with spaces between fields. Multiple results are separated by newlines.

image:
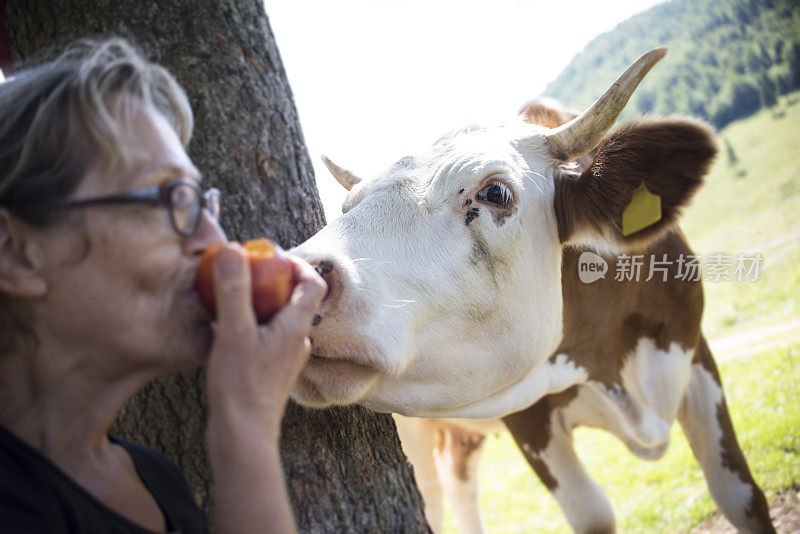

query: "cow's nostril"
xmin=315 ymin=260 xmax=334 ymax=277
xmin=313 ymin=259 xmax=338 ymax=306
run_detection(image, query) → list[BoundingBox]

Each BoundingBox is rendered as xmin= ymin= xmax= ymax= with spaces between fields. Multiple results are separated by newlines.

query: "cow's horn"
xmin=321 ymin=155 xmax=361 ymax=191
xmin=544 ymin=47 xmax=667 ymax=162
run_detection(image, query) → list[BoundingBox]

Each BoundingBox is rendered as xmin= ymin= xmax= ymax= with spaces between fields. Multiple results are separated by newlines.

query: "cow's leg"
xmin=434 ymin=425 xmax=487 ymax=534
xmin=504 ymin=390 xmax=616 ymax=534
xmin=393 ymin=415 xmax=445 ymax=533
xmin=677 ymin=336 xmax=774 ymax=533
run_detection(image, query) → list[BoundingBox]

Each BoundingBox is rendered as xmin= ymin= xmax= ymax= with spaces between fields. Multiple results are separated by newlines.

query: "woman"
xmin=0 ymin=39 xmax=326 ymax=533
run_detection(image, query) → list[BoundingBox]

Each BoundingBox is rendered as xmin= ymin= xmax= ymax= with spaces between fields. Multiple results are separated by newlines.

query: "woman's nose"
xmin=187 ymin=211 xmax=227 ymax=256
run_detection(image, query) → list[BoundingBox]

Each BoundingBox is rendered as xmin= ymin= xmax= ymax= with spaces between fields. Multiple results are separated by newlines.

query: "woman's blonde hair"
xmin=0 ymin=38 xmax=193 ymax=222
xmin=0 ymin=38 xmax=194 ymax=354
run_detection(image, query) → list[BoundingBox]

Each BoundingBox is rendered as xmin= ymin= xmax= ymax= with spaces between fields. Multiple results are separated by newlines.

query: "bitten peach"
xmin=196 ymin=239 xmax=296 ymax=323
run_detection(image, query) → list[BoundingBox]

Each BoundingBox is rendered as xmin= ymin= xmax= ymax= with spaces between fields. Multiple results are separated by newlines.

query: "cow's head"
xmin=291 ymin=49 xmax=716 ymax=418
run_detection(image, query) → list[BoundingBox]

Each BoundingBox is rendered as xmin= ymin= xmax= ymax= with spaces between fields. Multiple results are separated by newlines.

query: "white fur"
xmin=393 ymin=416 xmax=445 ymax=532
xmin=679 ymin=364 xmax=755 ymax=530
xmin=394 ymin=416 xmax=489 ymax=534
xmin=434 ymin=436 xmax=487 ymax=534
xmin=525 ymin=411 xmax=616 ymax=534
xmin=439 ymin=418 xmax=506 ymax=435
xmin=618 ymin=338 xmax=693 ymax=447
xmin=543 ymin=339 xmax=694 ymax=460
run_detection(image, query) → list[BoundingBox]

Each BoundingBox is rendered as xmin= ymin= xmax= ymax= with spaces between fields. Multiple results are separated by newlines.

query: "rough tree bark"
xmin=5 ymin=1 xmax=430 ymax=532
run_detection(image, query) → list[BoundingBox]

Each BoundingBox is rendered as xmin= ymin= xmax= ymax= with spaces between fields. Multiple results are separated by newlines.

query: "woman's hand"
xmin=205 ymin=243 xmax=326 ymax=438
xmin=204 ymin=243 xmax=325 ymax=534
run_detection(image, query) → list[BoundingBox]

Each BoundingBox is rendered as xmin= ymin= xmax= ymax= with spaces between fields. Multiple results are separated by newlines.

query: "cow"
xmin=390 ymin=96 xmax=764 ymax=534
xmin=289 ymin=49 xmax=775 ymax=533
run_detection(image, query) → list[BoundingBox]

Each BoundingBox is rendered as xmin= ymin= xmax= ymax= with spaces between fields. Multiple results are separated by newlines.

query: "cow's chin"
xmin=291 ymin=351 xmax=383 ymax=408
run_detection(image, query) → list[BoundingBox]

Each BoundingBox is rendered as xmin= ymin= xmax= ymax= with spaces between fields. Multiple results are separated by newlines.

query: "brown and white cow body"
xmin=395 ymin=237 xmax=768 ymax=533
xmin=290 ymin=50 xmax=774 ymax=533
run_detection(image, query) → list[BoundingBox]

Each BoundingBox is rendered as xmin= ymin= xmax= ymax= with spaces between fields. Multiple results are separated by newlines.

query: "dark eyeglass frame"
xmin=29 ymin=178 xmax=220 ymax=237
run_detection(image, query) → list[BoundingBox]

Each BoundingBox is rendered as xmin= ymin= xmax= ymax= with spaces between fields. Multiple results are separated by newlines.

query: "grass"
xmin=680 ymin=91 xmax=800 ymax=339
xmin=442 ymin=92 xmax=800 ymax=532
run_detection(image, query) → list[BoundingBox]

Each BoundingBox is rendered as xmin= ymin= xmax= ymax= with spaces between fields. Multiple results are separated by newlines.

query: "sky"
xmin=264 ymin=0 xmax=666 ymax=220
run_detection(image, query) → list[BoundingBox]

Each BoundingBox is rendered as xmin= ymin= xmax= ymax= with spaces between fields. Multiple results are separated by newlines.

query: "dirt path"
xmin=691 ymin=486 xmax=800 ymax=533
xmin=709 ymin=315 xmax=800 ymax=362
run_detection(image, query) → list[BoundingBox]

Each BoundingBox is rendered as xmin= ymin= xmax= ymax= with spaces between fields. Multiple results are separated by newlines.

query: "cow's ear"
xmin=519 ymin=98 xmax=578 ymax=129
xmin=554 ymin=117 xmax=716 ymax=251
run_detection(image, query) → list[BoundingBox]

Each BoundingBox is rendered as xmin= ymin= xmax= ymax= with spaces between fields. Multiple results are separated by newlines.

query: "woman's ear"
xmin=0 ymin=210 xmax=48 ymax=297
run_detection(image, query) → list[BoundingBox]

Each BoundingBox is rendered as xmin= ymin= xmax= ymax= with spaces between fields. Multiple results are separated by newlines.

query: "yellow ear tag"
xmin=622 ymin=182 xmax=661 ymax=236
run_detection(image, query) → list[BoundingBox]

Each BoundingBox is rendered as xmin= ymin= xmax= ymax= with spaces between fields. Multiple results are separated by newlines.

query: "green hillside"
xmin=542 ymin=0 xmax=800 ymax=128
xmin=680 ymin=90 xmax=800 ymax=339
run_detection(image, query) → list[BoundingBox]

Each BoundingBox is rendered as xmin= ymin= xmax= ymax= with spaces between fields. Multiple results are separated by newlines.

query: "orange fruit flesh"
xmin=244 ymin=238 xmax=277 ymax=257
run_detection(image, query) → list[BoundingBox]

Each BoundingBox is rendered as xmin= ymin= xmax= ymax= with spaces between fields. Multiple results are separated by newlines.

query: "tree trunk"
xmin=5 ymin=2 xmax=429 ymax=532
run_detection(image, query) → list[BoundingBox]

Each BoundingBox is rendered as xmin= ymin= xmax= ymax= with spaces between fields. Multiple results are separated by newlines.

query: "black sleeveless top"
xmin=0 ymin=425 xmax=207 ymax=533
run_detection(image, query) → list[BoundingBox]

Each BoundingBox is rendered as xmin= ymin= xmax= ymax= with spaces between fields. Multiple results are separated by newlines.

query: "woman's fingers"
xmin=212 ymin=244 xmax=257 ymax=332
xmin=270 ymin=255 xmax=327 ymax=332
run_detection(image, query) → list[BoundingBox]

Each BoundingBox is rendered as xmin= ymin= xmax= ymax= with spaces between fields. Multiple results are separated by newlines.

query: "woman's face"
xmin=34 ymin=102 xmax=226 ymax=376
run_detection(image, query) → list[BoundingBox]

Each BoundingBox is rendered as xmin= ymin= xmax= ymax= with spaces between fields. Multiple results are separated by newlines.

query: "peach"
xmin=196 ymin=238 xmax=296 ymax=323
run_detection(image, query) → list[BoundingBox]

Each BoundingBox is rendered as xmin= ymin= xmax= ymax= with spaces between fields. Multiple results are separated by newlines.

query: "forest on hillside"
xmin=543 ymin=0 xmax=800 ymax=128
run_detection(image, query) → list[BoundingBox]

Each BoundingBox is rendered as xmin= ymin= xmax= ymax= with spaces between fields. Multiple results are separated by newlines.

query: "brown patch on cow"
xmin=503 ymin=387 xmax=580 ymax=491
xmin=555 ymin=231 xmax=704 ymax=391
xmin=505 ymin=388 xmax=580 ymax=454
xmin=528 ymin=457 xmax=559 ymax=491
xmin=518 ymin=99 xmax=578 ymax=129
xmin=435 ymin=425 xmax=486 ymax=482
xmin=691 ymin=335 xmax=720 ymax=383
xmin=554 ymin=117 xmax=716 ymax=250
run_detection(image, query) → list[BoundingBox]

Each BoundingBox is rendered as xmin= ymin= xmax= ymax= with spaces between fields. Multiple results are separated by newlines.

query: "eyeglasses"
xmin=29 ymin=178 xmax=221 ymax=237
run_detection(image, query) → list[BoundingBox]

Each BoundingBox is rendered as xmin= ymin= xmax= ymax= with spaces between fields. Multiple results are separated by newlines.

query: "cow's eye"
xmin=477 ymin=182 xmax=512 ymax=207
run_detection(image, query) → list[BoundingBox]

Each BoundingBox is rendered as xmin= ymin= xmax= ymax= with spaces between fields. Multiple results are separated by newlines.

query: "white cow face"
xmin=290 ymin=49 xmax=673 ymax=418
xmin=291 ymin=123 xmax=567 ymax=417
